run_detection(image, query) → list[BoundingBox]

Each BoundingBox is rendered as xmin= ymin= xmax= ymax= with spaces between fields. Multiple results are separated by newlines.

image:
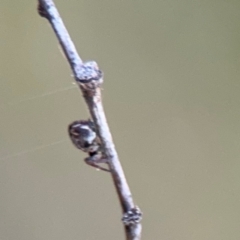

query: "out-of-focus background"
xmin=0 ymin=1 xmax=240 ymax=239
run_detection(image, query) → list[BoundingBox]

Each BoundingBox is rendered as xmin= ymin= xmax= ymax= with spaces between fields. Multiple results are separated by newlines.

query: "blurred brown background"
xmin=1 ymin=1 xmax=240 ymax=239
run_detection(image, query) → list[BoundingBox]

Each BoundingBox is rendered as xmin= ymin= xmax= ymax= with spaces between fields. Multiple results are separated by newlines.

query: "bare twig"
xmin=37 ymin=1 xmax=142 ymax=239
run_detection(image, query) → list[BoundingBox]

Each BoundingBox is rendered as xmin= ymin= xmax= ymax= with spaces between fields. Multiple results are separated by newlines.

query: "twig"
xmin=37 ymin=1 xmax=142 ymax=239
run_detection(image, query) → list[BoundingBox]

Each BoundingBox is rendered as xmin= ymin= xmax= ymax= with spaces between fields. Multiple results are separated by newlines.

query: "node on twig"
xmin=76 ymin=61 xmax=103 ymax=93
xmin=122 ymin=206 xmax=143 ymax=226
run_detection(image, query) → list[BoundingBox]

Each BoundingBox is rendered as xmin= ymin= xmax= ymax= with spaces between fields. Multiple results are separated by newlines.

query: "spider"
xmin=68 ymin=120 xmax=109 ymax=172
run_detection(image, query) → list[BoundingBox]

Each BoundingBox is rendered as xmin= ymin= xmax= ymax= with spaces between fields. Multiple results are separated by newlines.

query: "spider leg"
xmin=84 ymin=153 xmax=110 ymax=172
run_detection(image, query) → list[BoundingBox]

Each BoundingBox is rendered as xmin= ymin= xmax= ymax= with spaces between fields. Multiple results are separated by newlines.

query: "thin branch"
xmin=37 ymin=1 xmax=142 ymax=239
